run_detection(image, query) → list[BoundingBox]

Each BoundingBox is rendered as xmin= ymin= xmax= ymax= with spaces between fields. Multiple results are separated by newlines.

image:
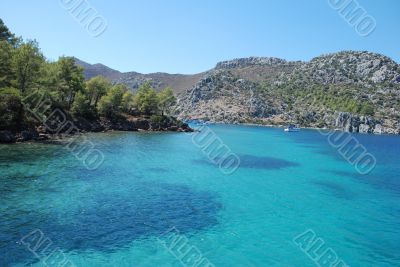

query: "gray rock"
xmin=215 ymin=57 xmax=288 ymax=69
xmin=135 ymin=120 xmax=150 ymax=130
xmin=373 ymin=124 xmax=383 ymax=134
xmin=167 ymin=126 xmax=178 ymax=131
xmin=20 ymin=130 xmax=39 ymax=141
xmin=0 ymin=131 xmax=15 ymax=143
xmin=359 ymin=124 xmax=371 ymax=133
xmin=37 ymin=134 xmax=50 ymax=141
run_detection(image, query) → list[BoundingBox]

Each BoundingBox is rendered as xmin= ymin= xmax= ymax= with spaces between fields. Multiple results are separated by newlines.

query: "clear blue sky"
xmin=1 ymin=0 xmax=398 ymax=74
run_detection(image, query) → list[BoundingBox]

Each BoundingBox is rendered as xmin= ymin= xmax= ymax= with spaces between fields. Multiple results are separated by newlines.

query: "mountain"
xmin=74 ymin=58 xmax=122 ymax=80
xmin=74 ymin=58 xmax=204 ymax=94
xmin=75 ymin=51 xmax=400 ymax=134
xmin=176 ymin=51 xmax=400 ymax=134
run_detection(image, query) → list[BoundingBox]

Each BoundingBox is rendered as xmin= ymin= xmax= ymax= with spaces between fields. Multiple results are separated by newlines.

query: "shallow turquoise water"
xmin=1 ymin=125 xmax=399 ymax=266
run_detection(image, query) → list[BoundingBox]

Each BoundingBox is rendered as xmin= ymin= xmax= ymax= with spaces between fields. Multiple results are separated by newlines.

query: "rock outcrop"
xmin=215 ymin=57 xmax=288 ymax=69
xmin=17 ymin=130 xmax=39 ymax=142
xmin=0 ymin=131 xmax=15 ymax=143
xmin=175 ymin=51 xmax=400 ymax=134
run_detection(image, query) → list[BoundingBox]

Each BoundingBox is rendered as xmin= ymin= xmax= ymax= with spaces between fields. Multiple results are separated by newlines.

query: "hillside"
xmin=74 ymin=58 xmax=204 ymax=94
xmin=176 ymin=52 xmax=400 ymax=134
xmin=74 ymin=58 xmax=122 ymax=80
xmin=75 ymin=51 xmax=400 ymax=134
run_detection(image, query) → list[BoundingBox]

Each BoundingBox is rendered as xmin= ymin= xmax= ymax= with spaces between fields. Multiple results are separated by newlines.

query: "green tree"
xmin=134 ymin=82 xmax=159 ymax=115
xmin=0 ymin=18 xmax=16 ymax=45
xmin=121 ymin=90 xmax=134 ymax=112
xmin=85 ymin=76 xmax=111 ymax=107
xmin=0 ymin=87 xmax=22 ymax=131
xmin=157 ymin=87 xmax=176 ymax=115
xmin=12 ymin=40 xmax=44 ymax=93
xmin=97 ymin=84 xmax=126 ymax=118
xmin=57 ymin=57 xmax=85 ymax=109
xmin=71 ymin=91 xmax=96 ymax=119
xmin=0 ymin=41 xmax=14 ymax=88
xmin=38 ymin=62 xmax=63 ymax=102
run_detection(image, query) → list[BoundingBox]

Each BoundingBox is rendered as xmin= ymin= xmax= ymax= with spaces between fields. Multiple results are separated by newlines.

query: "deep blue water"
xmin=0 ymin=125 xmax=399 ymax=266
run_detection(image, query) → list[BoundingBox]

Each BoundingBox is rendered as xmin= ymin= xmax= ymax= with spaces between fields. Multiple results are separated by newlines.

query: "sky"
xmin=0 ymin=0 xmax=399 ymax=74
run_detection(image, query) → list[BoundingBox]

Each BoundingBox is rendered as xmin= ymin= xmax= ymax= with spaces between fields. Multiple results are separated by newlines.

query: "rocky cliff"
xmin=175 ymin=52 xmax=400 ymax=134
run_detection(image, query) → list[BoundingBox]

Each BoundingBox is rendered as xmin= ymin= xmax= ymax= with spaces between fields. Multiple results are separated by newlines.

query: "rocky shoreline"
xmin=0 ymin=116 xmax=193 ymax=144
xmin=250 ymin=111 xmax=400 ymax=135
xmin=180 ymin=111 xmax=400 ymax=135
xmin=211 ymin=121 xmax=397 ymax=135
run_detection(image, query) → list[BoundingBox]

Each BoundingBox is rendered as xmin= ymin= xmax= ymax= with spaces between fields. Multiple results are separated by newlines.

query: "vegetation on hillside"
xmin=259 ymin=82 xmax=377 ymax=116
xmin=0 ymin=19 xmax=176 ymax=132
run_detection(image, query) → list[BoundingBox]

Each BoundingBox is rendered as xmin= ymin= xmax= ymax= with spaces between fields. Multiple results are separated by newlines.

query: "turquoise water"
xmin=1 ymin=125 xmax=399 ymax=266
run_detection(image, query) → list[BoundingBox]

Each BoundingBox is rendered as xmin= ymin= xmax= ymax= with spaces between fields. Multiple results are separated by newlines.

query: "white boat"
xmin=284 ymin=124 xmax=300 ymax=132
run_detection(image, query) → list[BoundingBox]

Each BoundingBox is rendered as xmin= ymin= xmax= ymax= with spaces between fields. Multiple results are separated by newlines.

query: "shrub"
xmin=0 ymin=87 xmax=22 ymax=131
xmin=134 ymin=82 xmax=159 ymax=115
xmin=360 ymin=103 xmax=375 ymax=116
xmin=150 ymin=115 xmax=177 ymax=127
xmin=97 ymin=85 xmax=125 ymax=119
xmin=71 ymin=92 xmax=97 ymax=119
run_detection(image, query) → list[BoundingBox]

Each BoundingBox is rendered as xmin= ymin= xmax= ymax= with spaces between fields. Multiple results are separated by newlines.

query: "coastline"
xmin=2 ymin=119 xmax=398 ymax=145
xmin=0 ymin=116 xmax=193 ymax=144
xmin=194 ymin=121 xmax=400 ymax=136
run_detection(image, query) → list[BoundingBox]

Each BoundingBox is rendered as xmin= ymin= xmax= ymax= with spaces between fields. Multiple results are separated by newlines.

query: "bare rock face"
xmin=215 ymin=57 xmax=288 ymax=69
xmin=359 ymin=124 xmax=373 ymax=134
xmin=176 ymin=70 xmax=263 ymax=123
xmin=335 ymin=112 xmax=353 ymax=131
xmin=331 ymin=112 xmax=380 ymax=133
xmin=176 ymin=68 xmax=288 ymax=124
xmin=176 ymin=51 xmax=400 ymax=135
xmin=326 ymin=112 xmax=398 ymax=134
xmin=291 ymin=51 xmax=400 ymax=85
xmin=373 ymin=124 xmax=383 ymax=134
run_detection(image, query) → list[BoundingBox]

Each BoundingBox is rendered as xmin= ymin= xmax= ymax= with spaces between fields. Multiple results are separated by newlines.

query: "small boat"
xmin=284 ymin=124 xmax=300 ymax=132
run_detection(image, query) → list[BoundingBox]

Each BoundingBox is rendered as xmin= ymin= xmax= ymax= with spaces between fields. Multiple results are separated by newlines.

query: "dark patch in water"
xmin=193 ymin=154 xmax=299 ymax=170
xmin=301 ymin=145 xmax=318 ymax=148
xmin=0 ymin=182 xmax=221 ymax=266
xmin=315 ymin=149 xmax=344 ymax=160
xmin=147 ymin=167 xmax=170 ymax=173
xmin=0 ymin=145 xmax=66 ymax=166
xmin=313 ymin=180 xmax=354 ymax=200
xmin=323 ymin=169 xmax=400 ymax=195
xmin=323 ymin=169 xmax=360 ymax=179
xmin=238 ymin=154 xmax=299 ymax=169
